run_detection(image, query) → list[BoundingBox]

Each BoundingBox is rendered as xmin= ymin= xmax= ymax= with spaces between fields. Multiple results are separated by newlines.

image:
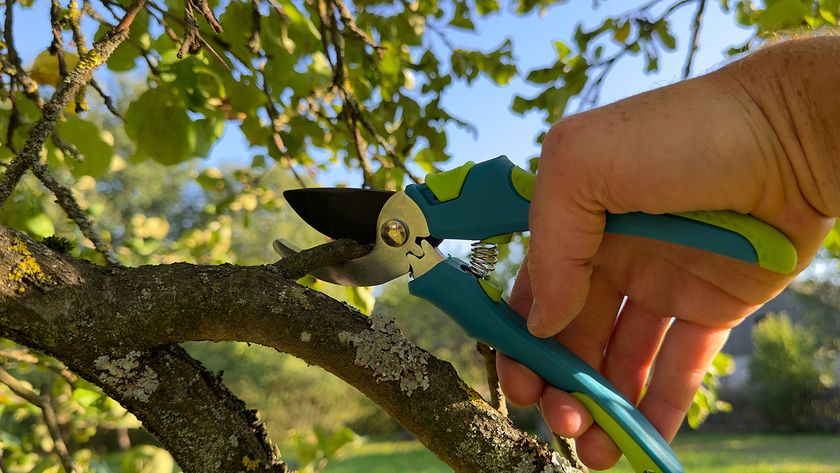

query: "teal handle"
xmin=409 ymin=258 xmax=684 ymax=473
xmin=405 ymin=155 xmax=797 ymax=273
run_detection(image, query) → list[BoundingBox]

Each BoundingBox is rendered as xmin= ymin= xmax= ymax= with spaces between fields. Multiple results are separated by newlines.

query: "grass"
xmin=324 ymin=432 xmax=840 ymax=472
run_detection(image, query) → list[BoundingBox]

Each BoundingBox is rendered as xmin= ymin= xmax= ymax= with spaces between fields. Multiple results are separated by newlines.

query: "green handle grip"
xmin=409 ymin=258 xmax=683 ymax=473
xmin=405 ymin=156 xmax=797 ymax=274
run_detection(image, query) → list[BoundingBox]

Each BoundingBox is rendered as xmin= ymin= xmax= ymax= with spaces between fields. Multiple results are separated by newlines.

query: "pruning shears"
xmin=277 ymin=155 xmax=797 ymax=473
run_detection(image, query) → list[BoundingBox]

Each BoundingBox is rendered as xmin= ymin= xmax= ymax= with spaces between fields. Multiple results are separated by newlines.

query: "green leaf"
xmin=72 ymin=388 xmax=102 ymax=408
xmin=526 ymin=66 xmax=562 ymax=84
xmin=322 ymin=426 xmax=357 ymax=459
xmin=511 ymin=95 xmax=533 ymax=114
xmin=475 ymin=0 xmax=501 ymax=15
xmin=644 ymin=51 xmax=659 ymax=72
xmin=345 ymin=287 xmax=375 ymax=315
xmin=553 ymin=40 xmax=571 ymax=59
xmin=25 ymin=212 xmax=54 ymax=239
xmin=192 ymin=117 xmax=225 ymax=158
xmin=125 ymin=87 xmax=194 ymax=165
xmin=58 ymin=117 xmax=114 ymax=177
xmin=449 ymin=1 xmax=475 ymax=30
xmin=613 ymin=21 xmax=631 ymax=43
xmin=756 ymin=0 xmax=810 ymax=33
xmin=654 ymin=21 xmax=677 ymax=50
xmin=101 ymin=10 xmax=150 ymax=72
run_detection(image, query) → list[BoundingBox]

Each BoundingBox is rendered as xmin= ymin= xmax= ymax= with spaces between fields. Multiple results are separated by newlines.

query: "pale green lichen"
xmin=300 ymin=331 xmax=311 ymax=342
xmin=8 ymin=237 xmax=54 ymax=293
xmin=94 ymin=351 xmax=159 ymax=402
xmin=339 ymin=313 xmax=429 ymax=396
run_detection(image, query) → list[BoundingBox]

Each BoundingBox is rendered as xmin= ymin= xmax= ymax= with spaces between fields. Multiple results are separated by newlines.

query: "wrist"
xmin=718 ymin=35 xmax=840 ymax=217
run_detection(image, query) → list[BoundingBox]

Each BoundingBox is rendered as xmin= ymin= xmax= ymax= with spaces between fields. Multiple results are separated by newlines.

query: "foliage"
xmin=183 ymin=341 xmax=376 ymax=435
xmin=283 ymin=425 xmax=360 ymax=473
xmin=687 ymin=352 xmax=734 ymax=429
xmin=0 ymin=340 xmax=175 ymax=472
xmin=749 ymin=312 xmax=830 ymax=429
xmin=0 ymin=0 xmax=839 ymax=470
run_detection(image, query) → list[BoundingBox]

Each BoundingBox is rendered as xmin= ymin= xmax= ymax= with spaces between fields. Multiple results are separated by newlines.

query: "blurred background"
xmin=1 ymin=0 xmax=840 ymax=471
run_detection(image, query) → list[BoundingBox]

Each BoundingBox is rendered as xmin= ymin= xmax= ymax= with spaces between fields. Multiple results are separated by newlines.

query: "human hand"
xmin=498 ymin=36 xmax=840 ymax=470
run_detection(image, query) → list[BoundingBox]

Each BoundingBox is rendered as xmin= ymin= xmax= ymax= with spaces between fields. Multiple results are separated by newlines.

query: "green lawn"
xmin=325 ymin=433 xmax=840 ymax=472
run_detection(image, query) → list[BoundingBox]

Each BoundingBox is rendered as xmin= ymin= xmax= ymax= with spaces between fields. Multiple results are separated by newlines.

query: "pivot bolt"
xmin=381 ymin=219 xmax=408 ymax=247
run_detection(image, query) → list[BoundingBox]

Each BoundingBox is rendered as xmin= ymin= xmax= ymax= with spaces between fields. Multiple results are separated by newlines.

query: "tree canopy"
xmin=1 ymin=0 xmax=839 ymax=471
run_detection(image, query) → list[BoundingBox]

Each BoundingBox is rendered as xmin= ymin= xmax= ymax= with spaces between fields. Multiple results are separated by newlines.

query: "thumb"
xmin=526 ymin=119 xmax=607 ymax=337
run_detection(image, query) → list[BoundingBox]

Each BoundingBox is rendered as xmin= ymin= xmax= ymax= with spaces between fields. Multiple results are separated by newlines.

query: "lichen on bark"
xmin=94 ymin=351 xmax=160 ymax=402
xmin=7 ymin=237 xmax=54 ymax=293
xmin=339 ymin=312 xmax=430 ymax=396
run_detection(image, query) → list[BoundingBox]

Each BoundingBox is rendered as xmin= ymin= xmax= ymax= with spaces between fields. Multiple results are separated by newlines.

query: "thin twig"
xmin=195 ymin=0 xmax=222 ymax=33
xmin=682 ymin=0 xmax=706 ymax=79
xmin=82 ymin=0 xmax=108 ymax=22
xmin=317 ymin=0 xmax=421 ymax=185
xmin=0 ymin=349 xmax=78 ymax=385
xmin=68 ymin=0 xmax=91 ymax=112
xmin=49 ymin=0 xmax=70 ymax=92
xmin=4 ymin=0 xmax=42 ymax=101
xmin=31 ymin=162 xmax=121 ymax=266
xmin=273 ymin=238 xmax=372 ymax=280
xmin=0 ymin=368 xmax=81 ymax=473
xmin=177 ymin=0 xmax=202 ymax=58
xmin=349 ymin=118 xmax=374 ymax=187
xmin=332 ymin=0 xmax=382 ymax=55
xmin=476 ymin=342 xmax=507 ymax=416
xmin=90 ymin=78 xmax=124 ymax=119
xmin=248 ymin=0 xmax=261 ymax=54
xmin=0 ymin=0 xmax=146 ymax=208
xmin=577 ymin=0 xmax=699 ymax=110
xmin=51 ymin=134 xmax=82 ymax=161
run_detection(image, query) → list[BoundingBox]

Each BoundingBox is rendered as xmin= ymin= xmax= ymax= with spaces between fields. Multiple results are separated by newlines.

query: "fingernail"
xmin=527 ymin=300 xmax=542 ymax=330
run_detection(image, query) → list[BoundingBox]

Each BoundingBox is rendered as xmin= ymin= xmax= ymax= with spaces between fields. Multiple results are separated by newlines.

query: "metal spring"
xmin=466 ymin=242 xmax=499 ymax=278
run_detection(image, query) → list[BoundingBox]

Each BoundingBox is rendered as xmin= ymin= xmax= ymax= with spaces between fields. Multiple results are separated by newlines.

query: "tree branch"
xmin=0 ymin=226 xmax=583 ymax=473
xmin=682 ymin=0 xmax=706 ymax=79
xmin=273 ymin=238 xmax=372 ymax=280
xmin=477 ymin=342 xmax=507 ymax=416
xmin=30 ymin=162 xmax=121 ymax=266
xmin=0 ymin=0 xmax=147 ymax=208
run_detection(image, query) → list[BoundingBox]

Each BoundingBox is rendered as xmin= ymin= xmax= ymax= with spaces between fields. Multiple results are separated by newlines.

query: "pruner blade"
xmin=280 ymin=190 xmax=433 ymax=286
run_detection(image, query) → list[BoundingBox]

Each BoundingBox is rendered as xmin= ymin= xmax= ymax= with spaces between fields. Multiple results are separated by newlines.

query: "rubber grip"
xmin=407 ymin=156 xmax=797 ymax=274
xmin=409 ymin=258 xmax=684 ymax=473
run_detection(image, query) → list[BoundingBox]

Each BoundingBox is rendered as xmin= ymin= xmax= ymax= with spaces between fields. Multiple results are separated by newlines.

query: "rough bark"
xmin=0 ymin=225 xmax=582 ymax=473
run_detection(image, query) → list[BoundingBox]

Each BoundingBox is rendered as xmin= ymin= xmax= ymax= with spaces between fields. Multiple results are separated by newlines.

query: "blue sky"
xmin=434 ymin=2 xmax=753 ymax=171
xmin=11 ymin=1 xmax=755 ymax=184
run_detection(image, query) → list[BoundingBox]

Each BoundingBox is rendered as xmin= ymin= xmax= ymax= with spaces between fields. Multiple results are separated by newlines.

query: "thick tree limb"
xmin=0 ymin=228 xmax=288 ymax=472
xmin=0 ymin=0 xmax=146 ymax=208
xmin=0 ymin=226 xmax=582 ymax=473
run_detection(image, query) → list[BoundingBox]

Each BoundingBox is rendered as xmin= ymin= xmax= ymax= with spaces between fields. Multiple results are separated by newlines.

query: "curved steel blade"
xmin=284 ymin=188 xmax=394 ymax=244
xmin=274 ymin=192 xmax=430 ymax=286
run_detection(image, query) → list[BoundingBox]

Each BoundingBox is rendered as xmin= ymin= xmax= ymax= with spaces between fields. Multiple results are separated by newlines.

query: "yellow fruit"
xmin=29 ymin=50 xmax=80 ymax=86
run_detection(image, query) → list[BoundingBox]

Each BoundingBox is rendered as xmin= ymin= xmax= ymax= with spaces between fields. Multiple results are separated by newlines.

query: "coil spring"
xmin=466 ymin=242 xmax=499 ymax=278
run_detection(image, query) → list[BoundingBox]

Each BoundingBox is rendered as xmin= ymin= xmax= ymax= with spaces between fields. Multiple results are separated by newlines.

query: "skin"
xmin=497 ymin=35 xmax=840 ymax=470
